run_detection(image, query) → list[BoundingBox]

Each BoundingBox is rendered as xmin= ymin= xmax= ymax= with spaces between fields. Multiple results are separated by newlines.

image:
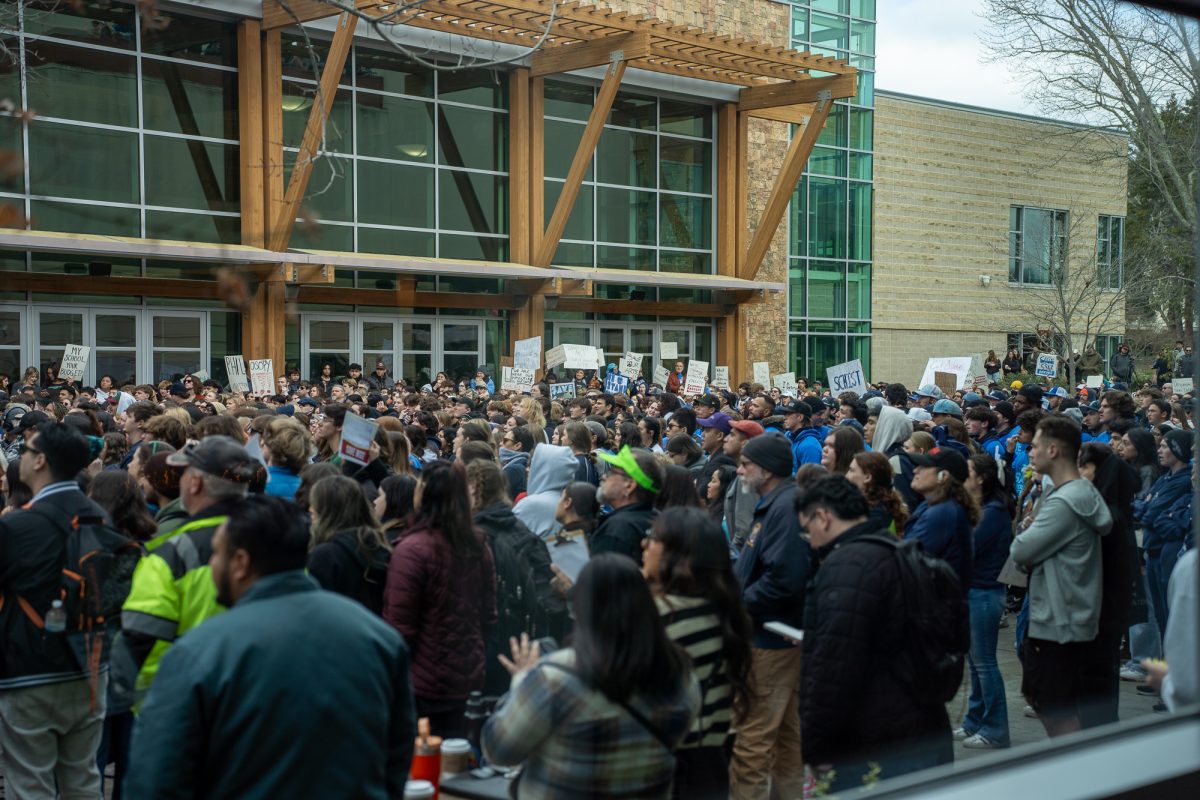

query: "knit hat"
xmin=1165 ymin=429 xmax=1193 ymax=464
xmin=741 ymin=432 xmax=794 ymax=477
xmin=143 ymin=451 xmax=184 ymax=500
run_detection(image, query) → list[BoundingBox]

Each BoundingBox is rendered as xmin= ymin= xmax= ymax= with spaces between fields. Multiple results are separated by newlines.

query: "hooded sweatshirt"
xmin=1011 ymin=477 xmax=1112 ymax=643
xmin=498 ymin=447 xmax=530 ymax=500
xmin=873 ymin=406 xmax=917 ymax=509
xmin=512 ymin=445 xmax=578 ymax=540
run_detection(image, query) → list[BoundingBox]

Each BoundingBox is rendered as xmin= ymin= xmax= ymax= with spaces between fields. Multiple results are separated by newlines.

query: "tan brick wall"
xmin=618 ymin=0 xmax=792 ymax=373
xmin=872 ymin=92 xmax=1129 ymax=387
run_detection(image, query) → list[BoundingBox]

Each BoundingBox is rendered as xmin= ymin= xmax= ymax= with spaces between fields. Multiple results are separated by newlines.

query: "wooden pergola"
xmin=237 ymin=0 xmax=859 ymax=379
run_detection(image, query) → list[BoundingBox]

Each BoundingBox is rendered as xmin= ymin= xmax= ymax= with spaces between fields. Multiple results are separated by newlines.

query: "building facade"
xmin=871 ymin=90 xmax=1128 ymax=386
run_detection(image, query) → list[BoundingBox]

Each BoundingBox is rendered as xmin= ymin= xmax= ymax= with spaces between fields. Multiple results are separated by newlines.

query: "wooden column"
xmin=238 ymin=19 xmax=265 ymax=248
xmin=509 ymin=72 xmax=546 ymax=352
xmin=715 ymin=103 xmax=745 ymax=384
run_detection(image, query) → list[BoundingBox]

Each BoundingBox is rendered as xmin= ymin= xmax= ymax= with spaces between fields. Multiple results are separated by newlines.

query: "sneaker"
xmin=998 ymin=612 xmax=1010 ymax=629
xmin=1153 ymin=701 xmax=1168 ymax=713
xmin=1136 ymin=684 xmax=1159 ymax=696
xmin=952 ymin=726 xmax=972 ymax=741
xmin=1023 ymin=705 xmax=1038 ymax=718
xmin=1120 ymin=665 xmax=1147 ymax=682
xmin=962 ymin=733 xmax=1008 ymax=749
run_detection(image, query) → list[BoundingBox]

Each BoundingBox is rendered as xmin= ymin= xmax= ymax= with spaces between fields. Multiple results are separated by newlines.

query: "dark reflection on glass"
xmin=143 ymin=59 xmax=239 ymax=140
xmin=24 ymin=39 xmax=136 ymax=126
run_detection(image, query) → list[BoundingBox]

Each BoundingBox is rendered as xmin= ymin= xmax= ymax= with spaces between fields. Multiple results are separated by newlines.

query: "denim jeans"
xmin=1146 ymin=540 xmax=1185 ymax=641
xmin=963 ymin=587 xmax=1010 ymax=744
xmin=1015 ymin=594 xmax=1030 ymax=666
xmin=1127 ymin=564 xmax=1162 ymax=669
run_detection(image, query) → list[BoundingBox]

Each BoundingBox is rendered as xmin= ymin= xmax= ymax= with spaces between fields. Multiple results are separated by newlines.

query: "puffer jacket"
xmin=802 ymin=520 xmax=952 ymax=770
xmin=383 ymin=521 xmax=497 ymax=702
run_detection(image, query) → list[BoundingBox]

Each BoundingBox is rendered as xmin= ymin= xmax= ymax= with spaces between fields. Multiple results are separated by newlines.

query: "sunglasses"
xmin=18 ymin=441 xmax=40 ymax=456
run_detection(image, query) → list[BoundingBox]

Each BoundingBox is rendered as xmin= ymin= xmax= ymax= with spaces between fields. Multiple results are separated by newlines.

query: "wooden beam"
xmin=738 ymin=73 xmax=857 ymax=113
xmin=529 ymin=76 xmax=545 ymax=261
xmin=552 ymin=298 xmax=727 ymax=318
xmin=262 ymin=29 xmax=284 ymax=248
xmin=741 ymin=98 xmax=832 ymax=281
xmin=715 ymin=102 xmax=741 ymax=380
xmin=6 ymin=273 xmax=222 ymax=300
xmin=534 ymin=58 xmax=627 ymax=267
xmin=508 ymin=68 xmax=532 ymax=265
xmin=238 ymin=20 xmax=265 ymax=248
xmin=744 ymin=104 xmax=813 ymax=125
xmin=531 ymin=31 xmax=650 ymax=76
xmin=262 ymin=0 xmax=380 ymax=29
xmin=283 ymin=263 xmax=337 ymax=284
xmin=268 ymin=12 xmax=358 ymax=252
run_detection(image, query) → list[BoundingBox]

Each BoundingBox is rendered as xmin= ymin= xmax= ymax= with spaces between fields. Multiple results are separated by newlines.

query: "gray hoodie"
xmin=513 ymin=444 xmax=578 ymax=540
xmin=873 ymin=405 xmax=912 ymax=475
xmin=1011 ymin=478 xmax=1112 ymax=643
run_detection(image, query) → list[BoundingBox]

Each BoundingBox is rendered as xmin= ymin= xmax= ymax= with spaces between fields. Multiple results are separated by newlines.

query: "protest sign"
xmin=826 ymin=359 xmax=866 ymax=396
xmin=967 ymin=354 xmax=988 ymax=387
xmin=225 ymin=356 xmax=249 ymax=392
xmin=339 ymin=411 xmax=378 ymax=467
xmin=248 ymin=359 xmax=274 ymax=396
xmin=594 ymin=348 xmax=607 ymax=371
xmin=752 ymin=362 xmax=770 ymax=387
xmin=503 ymin=366 xmax=535 ymax=392
xmin=713 ymin=366 xmax=730 ymax=390
xmin=549 ymin=382 xmax=576 ymax=400
xmin=191 ymin=369 xmax=210 ymax=382
xmin=1173 ymin=377 xmax=1193 ymax=395
xmin=59 ymin=344 xmax=90 ymax=382
xmin=919 ymin=356 xmax=973 ymax=389
xmin=562 ymin=344 xmax=597 ymax=371
xmin=773 ymin=372 xmax=797 ymax=395
xmin=653 ymin=365 xmax=670 ymax=386
xmin=659 ymin=341 xmax=678 ymax=360
xmin=1086 ymin=374 xmax=1104 ymax=389
xmin=604 ymin=372 xmax=629 ymax=395
xmin=934 ymin=371 xmax=958 ymax=397
xmin=514 ymin=336 xmax=542 ymax=370
xmin=545 ymin=344 xmax=566 ymax=369
xmin=684 ymin=360 xmax=708 ymax=395
xmin=1035 ymin=353 xmax=1059 ymax=378
xmin=619 ymin=351 xmax=642 ymax=379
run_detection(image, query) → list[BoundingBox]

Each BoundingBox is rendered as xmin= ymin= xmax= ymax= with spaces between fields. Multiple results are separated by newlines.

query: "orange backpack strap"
xmin=16 ymin=595 xmax=44 ymax=629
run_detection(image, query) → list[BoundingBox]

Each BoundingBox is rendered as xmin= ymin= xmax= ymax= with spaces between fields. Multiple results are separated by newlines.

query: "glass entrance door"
xmin=0 ymin=307 xmax=23 ymax=387
xmin=440 ymin=320 xmax=484 ymax=386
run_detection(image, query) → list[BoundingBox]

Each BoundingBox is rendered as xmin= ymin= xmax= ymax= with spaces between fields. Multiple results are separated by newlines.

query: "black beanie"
xmin=1165 ymin=428 xmax=1193 ymax=464
xmin=742 ymin=432 xmax=794 ymax=477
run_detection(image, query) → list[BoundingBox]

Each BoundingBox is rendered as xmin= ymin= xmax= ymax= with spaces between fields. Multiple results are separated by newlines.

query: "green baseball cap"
xmin=597 ymin=445 xmax=660 ymax=494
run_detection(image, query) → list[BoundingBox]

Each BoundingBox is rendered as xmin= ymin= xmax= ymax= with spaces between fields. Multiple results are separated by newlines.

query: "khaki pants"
xmin=0 ymin=675 xmax=107 ymax=800
xmin=729 ymin=647 xmax=804 ymax=800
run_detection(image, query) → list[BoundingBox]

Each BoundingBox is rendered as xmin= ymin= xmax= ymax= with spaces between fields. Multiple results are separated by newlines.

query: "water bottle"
xmin=45 ymin=600 xmax=66 ymax=633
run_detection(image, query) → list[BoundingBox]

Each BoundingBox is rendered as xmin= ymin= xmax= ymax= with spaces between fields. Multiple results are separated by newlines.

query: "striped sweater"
xmin=655 ymin=594 xmax=733 ymax=749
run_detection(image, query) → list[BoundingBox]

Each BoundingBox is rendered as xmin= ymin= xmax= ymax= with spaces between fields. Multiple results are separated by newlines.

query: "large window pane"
xmin=597 ymin=245 xmax=655 ymax=270
xmin=660 ymin=138 xmax=711 ymax=194
xmin=24 ymin=40 xmax=137 ymax=127
xmin=438 ymin=69 xmax=507 ymax=108
xmin=358 ymin=226 xmax=435 ymax=257
xmin=440 ymin=234 xmax=507 ymax=262
xmin=544 ymin=80 xmax=592 ymax=121
xmin=544 ymin=120 xmax=589 ymax=180
xmin=848 ymin=263 xmax=870 ymax=319
xmin=95 ymin=314 xmax=136 ymax=347
xmin=290 ymin=221 xmax=353 ymax=251
xmin=282 ymin=83 xmax=352 ymax=153
xmin=596 ymin=187 xmax=655 ymax=246
xmin=358 ymin=162 xmax=433 ymax=227
xmin=849 ymin=182 xmax=872 ymax=261
xmin=660 ymin=251 xmax=711 ymax=275
xmin=25 ymin=0 xmax=136 ymax=49
xmin=30 ymin=200 xmax=139 ymax=237
xmin=443 ymin=323 xmax=479 ymax=352
xmin=142 ymin=12 xmax=236 ymax=67
xmin=0 ymin=115 xmax=24 ymax=193
xmin=808 ymin=261 xmax=846 ymax=318
xmin=660 ymin=99 xmax=711 ymax=139
xmin=29 ymin=123 xmax=138 ymax=203
xmin=850 ymin=20 xmax=876 ymax=55
xmin=816 ymin=104 xmax=847 ymax=148
xmin=849 ymin=108 xmax=872 ymax=151
xmin=808 ymin=177 xmax=846 ymax=259
xmin=153 ymin=352 xmax=202 ymax=382
xmin=545 ymin=181 xmax=593 ymax=242
xmin=281 ymin=34 xmax=351 ymax=84
xmin=356 ymin=93 xmax=432 ymax=162
xmin=354 ymin=48 xmax=433 ymax=97
xmin=39 ymin=312 xmax=83 ymax=346
xmin=789 ymin=260 xmax=806 ymax=317
xmin=608 ymin=91 xmax=656 ymax=130
xmin=95 ymin=351 xmax=136 ymax=386
xmin=439 ymin=170 xmax=507 ymax=234
xmin=596 ymin=128 xmax=655 ymax=188
xmin=142 ymin=60 xmax=238 ymax=140
xmin=283 ymin=154 xmax=352 ymax=222
xmin=810 ymin=11 xmax=849 ymax=53
xmin=153 ymin=315 xmax=201 ymax=348
xmin=809 ymin=146 xmax=846 ymax=177
xmin=145 ymin=210 xmax=239 ymax=245
xmin=145 ymin=135 xmax=239 ymax=212
xmin=660 ymin=194 xmax=711 ymax=250
xmin=438 ymin=106 xmax=506 ymax=171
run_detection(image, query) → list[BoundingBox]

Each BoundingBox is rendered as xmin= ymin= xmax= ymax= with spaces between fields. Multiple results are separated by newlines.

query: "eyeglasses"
xmin=18 ymin=442 xmax=40 ymax=456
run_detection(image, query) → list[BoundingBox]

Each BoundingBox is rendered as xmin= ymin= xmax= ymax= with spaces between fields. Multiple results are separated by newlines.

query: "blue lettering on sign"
xmin=605 ymin=373 xmax=629 ymax=394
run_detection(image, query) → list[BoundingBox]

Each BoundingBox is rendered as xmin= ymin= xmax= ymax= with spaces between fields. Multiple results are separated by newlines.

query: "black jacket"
xmin=308 ymin=531 xmax=390 ymax=616
xmin=733 ymin=481 xmax=811 ymax=648
xmin=0 ymin=488 xmax=112 ymax=688
xmin=590 ymin=502 xmax=657 ymax=566
xmin=802 ymin=520 xmax=951 ymax=769
xmin=696 ymin=451 xmax=736 ymax=497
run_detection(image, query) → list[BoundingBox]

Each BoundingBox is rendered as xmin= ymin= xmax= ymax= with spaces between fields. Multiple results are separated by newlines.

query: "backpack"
xmin=861 ymin=534 xmax=969 ymax=704
xmin=25 ymin=506 xmax=142 ymax=703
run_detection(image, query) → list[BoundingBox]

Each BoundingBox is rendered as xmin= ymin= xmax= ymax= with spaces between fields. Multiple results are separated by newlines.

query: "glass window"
xmin=849 ymin=108 xmax=872 ymax=150
xmin=438 ymin=106 xmax=506 ymax=172
xmin=24 ymin=39 xmax=137 ymax=127
xmin=545 ymin=181 xmax=594 ymax=242
xmin=95 ymin=313 xmax=136 ymax=347
xmin=851 ymin=0 xmax=877 ymax=20
xmin=850 ymin=20 xmax=875 ymax=55
xmin=849 ymin=152 xmax=872 ymax=181
xmin=810 ymin=12 xmax=850 ymax=54
xmin=789 ymin=260 xmax=806 ymax=317
xmin=358 ymin=226 xmax=435 ymax=257
xmin=809 ymin=146 xmax=846 ymax=177
xmin=596 ymin=128 xmax=656 ymax=188
xmin=1097 ymin=215 xmax=1124 ymax=290
xmin=597 ymin=187 xmax=655 ymax=246
xmin=142 ymin=12 xmax=236 ymax=67
xmin=282 ymin=83 xmax=352 ymax=153
xmin=439 ymin=234 xmax=507 ymax=262
xmin=29 ymin=122 xmax=138 ymax=203
xmin=30 ymin=200 xmax=139 ymax=237
xmin=284 ymin=155 xmax=353 ymax=223
xmin=1010 ymin=205 xmax=1067 ymax=285
xmin=358 ymin=162 xmax=434 ymax=228
xmin=660 ymin=99 xmax=711 ymax=139
xmin=848 ymin=263 xmax=870 ymax=319
xmin=153 ymin=315 xmax=201 ymax=349
xmin=659 ymin=194 xmax=711 ymax=250
xmin=817 ymin=104 xmax=847 ymax=148
xmin=142 ymin=60 xmax=239 ymax=141
xmin=544 ymin=120 xmax=589 ymax=180
xmin=849 ymin=182 xmax=872 ymax=261
xmin=660 ymin=251 xmax=711 ymax=274
xmin=355 ymin=49 xmax=433 ymax=97
xmin=597 ymin=245 xmax=655 ymax=270
xmin=355 ymin=93 xmax=433 ymax=162
xmin=25 ymin=0 xmax=137 ymax=49
xmin=0 ymin=309 xmax=22 ymax=384
xmin=544 ymin=80 xmax=593 ymax=121
xmin=551 ymin=241 xmax=593 ymax=268
xmin=660 ymin=138 xmax=711 ymax=194
xmin=438 ymin=68 xmax=507 ymax=107
xmin=808 ymin=261 xmax=846 ymax=318
xmin=438 ymin=170 xmax=507 ymax=234
xmin=0 ymin=115 xmax=23 ymax=194
xmin=281 ymin=34 xmax=350 ymax=84
xmin=808 ymin=177 xmax=846 ymax=259
xmin=144 ymin=136 xmax=239 ymax=213
xmin=609 ymin=91 xmax=656 ymax=130
xmin=145 ymin=210 xmax=238 ymax=245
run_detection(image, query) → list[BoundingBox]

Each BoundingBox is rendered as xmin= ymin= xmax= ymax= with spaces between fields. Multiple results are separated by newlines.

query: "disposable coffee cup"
xmin=404 ymin=779 xmax=435 ymax=799
xmin=441 ymin=738 xmax=472 ymax=777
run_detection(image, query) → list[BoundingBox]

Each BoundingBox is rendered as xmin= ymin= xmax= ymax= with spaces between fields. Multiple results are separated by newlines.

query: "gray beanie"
xmin=742 ymin=432 xmax=794 ymax=477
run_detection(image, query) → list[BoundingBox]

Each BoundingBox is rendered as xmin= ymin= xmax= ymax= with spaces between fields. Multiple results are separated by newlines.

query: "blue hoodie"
xmin=1134 ymin=468 xmax=1193 ymax=552
xmin=788 ymin=427 xmax=823 ymax=473
xmin=905 ymin=499 xmax=973 ymax=591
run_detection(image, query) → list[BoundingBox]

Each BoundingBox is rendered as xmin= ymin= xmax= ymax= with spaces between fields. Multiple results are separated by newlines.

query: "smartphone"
xmin=764 ymin=621 xmax=804 ymax=643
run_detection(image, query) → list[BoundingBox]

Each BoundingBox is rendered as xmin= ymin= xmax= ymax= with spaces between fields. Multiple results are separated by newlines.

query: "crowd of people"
xmin=0 ymin=352 xmax=1196 ymax=799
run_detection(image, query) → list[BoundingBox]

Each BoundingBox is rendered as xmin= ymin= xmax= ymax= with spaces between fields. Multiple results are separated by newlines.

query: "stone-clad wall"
xmin=617 ymin=0 xmax=793 ymax=373
xmin=872 ymin=91 xmax=1128 ymax=387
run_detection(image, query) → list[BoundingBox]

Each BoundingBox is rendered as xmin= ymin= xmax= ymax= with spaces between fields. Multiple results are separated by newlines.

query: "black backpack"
xmin=861 ymin=534 xmax=969 ymax=704
xmin=26 ymin=506 xmax=142 ymax=675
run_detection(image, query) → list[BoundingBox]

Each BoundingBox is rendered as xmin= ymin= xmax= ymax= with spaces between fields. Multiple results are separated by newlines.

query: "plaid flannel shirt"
xmin=482 ymin=649 xmax=699 ymax=799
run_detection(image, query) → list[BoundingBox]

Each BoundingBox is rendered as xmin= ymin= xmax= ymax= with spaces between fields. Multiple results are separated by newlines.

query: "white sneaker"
xmin=963 ymin=733 xmax=1007 ymax=749
xmin=952 ymin=726 xmax=971 ymax=741
xmin=1120 ymin=665 xmax=1147 ymax=682
xmin=1023 ymin=705 xmax=1038 ymax=718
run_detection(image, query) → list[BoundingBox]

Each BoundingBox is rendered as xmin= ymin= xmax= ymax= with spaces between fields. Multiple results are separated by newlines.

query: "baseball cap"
xmin=696 ymin=411 xmax=733 ymax=433
xmin=820 ymin=396 xmax=838 ymax=409
xmin=931 ymin=399 xmax=962 ymax=418
xmin=15 ymin=409 xmax=50 ymax=435
xmin=1049 ymin=386 xmax=1069 ymax=398
xmin=142 ymin=451 xmax=184 ymax=499
xmin=986 ymin=390 xmax=1007 ymax=402
xmin=584 ymin=420 xmax=607 ymax=445
xmin=695 ymin=394 xmax=720 ymax=409
xmin=909 ymin=447 xmax=969 ymax=482
xmin=375 ymin=360 xmax=387 ymax=370
xmin=1083 ymin=401 xmax=1102 ymax=415
xmin=779 ymin=399 xmax=813 ymax=416
xmin=166 ymin=435 xmax=259 ymax=482
xmin=597 ymin=445 xmax=660 ymax=493
xmin=729 ymin=420 xmax=765 ymax=438
xmin=915 ymin=384 xmax=946 ymax=399
xmin=908 ymin=407 xmax=932 ymax=423
xmin=168 ymin=382 xmax=189 ymax=398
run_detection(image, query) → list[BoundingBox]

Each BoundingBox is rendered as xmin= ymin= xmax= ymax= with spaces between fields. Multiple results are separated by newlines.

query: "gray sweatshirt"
xmin=1011 ymin=478 xmax=1112 ymax=643
xmin=1163 ymin=548 xmax=1197 ymax=711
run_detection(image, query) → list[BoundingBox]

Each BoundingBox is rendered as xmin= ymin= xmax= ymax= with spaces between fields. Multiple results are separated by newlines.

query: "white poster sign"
xmin=918 ymin=357 xmax=974 ymax=390
xmin=225 ymin=355 xmax=250 ymax=392
xmin=59 ymin=344 xmax=90 ymax=382
xmin=549 ymin=382 xmax=576 ymax=400
xmin=752 ymin=362 xmax=771 ymax=387
xmin=545 ymin=344 xmax=567 ymax=369
xmin=773 ymin=372 xmax=798 ymax=396
xmin=562 ymin=344 xmax=598 ymax=371
xmin=1086 ymin=374 xmax=1104 ymax=389
xmin=1173 ymin=377 xmax=1193 ymax=395
xmin=659 ymin=341 xmax=678 ymax=360
xmin=619 ymin=351 xmax=643 ymax=379
xmin=1035 ymin=353 xmax=1059 ymax=378
xmin=248 ymin=359 xmax=275 ymax=396
xmin=594 ymin=348 xmax=607 ymax=372
xmin=339 ymin=411 xmax=378 ymax=467
xmin=826 ymin=359 xmax=866 ymax=396
xmin=513 ymin=336 xmax=542 ymax=370
xmin=713 ymin=366 xmax=730 ymax=390
xmin=967 ymin=354 xmax=988 ymax=387
xmin=503 ymin=366 xmax=535 ymax=393
xmin=190 ymin=369 xmax=210 ymax=382
xmin=684 ymin=360 xmax=709 ymax=395
xmin=653 ymin=365 xmax=670 ymax=387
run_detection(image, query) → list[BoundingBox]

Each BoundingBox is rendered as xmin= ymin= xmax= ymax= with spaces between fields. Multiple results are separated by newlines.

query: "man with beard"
xmin=126 ymin=495 xmax=415 ymax=798
xmin=589 ymin=446 xmax=664 ymax=565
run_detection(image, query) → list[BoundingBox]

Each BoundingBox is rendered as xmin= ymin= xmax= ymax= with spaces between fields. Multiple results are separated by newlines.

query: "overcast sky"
xmin=875 ymin=0 xmax=1040 ymax=115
